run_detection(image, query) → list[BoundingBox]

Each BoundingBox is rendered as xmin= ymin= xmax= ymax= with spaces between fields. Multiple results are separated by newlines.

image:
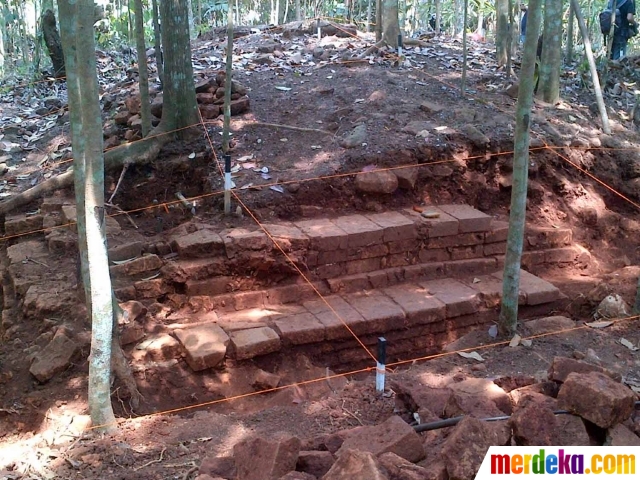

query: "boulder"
xmin=444 ymin=378 xmax=512 ymax=418
xmin=321 ymin=450 xmax=388 ymax=480
xmin=548 ymin=356 xmax=622 ymax=383
xmin=606 ymin=424 xmax=640 ymax=446
xmin=336 ymin=415 xmax=424 ymax=463
xmin=234 ymin=433 xmax=301 ymax=480
xmin=523 ymin=316 xmax=576 ymax=335
xmin=279 ymin=473 xmax=316 ymax=480
xmin=441 ymin=416 xmax=510 ymax=480
xmin=393 ymin=168 xmax=419 ymax=190
xmin=199 ymin=455 xmax=236 ymax=479
xmin=29 ymin=329 xmax=79 ymax=382
xmin=355 ymin=171 xmax=399 ymax=195
xmin=557 ymin=372 xmax=635 ymax=428
xmin=297 ymin=451 xmax=334 ymax=478
xmin=173 ymin=324 xmax=229 ymax=371
xmin=378 ymin=452 xmax=430 ymax=480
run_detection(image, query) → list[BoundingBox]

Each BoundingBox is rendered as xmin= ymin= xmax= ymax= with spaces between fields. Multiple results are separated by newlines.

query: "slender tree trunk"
xmin=275 ymin=0 xmax=281 ymax=25
xmin=476 ymin=0 xmax=484 ymax=32
xmin=496 ymin=0 xmax=509 ymax=66
xmin=506 ymin=0 xmax=514 ymax=78
xmin=435 ymin=0 xmax=441 ymax=32
xmin=223 ymin=1 xmax=234 ymax=153
xmin=382 ymin=0 xmax=400 ymax=47
xmin=284 ymin=0 xmax=290 ymax=24
xmin=570 ymin=0 xmax=610 ymax=134
xmin=20 ymin=3 xmax=29 ymax=68
xmin=158 ymin=0 xmax=200 ymax=133
xmin=538 ymin=0 xmax=562 ymax=103
xmin=0 ymin=15 xmax=4 ymax=76
xmin=188 ymin=0 xmax=197 ymax=39
xmin=133 ymin=0 xmax=151 ymax=136
xmin=42 ymin=10 xmax=66 ymax=78
xmin=498 ymin=0 xmax=542 ymax=336
xmin=127 ymin=0 xmax=134 ymax=43
xmin=367 ymin=0 xmax=372 ymax=31
xmin=296 ymin=0 xmax=302 ymax=20
xmin=566 ymin=2 xmax=574 ymax=62
xmin=635 ymin=276 xmax=640 ymax=313
xmin=58 ymin=0 xmax=117 ymax=432
xmin=151 ymin=0 xmax=163 ymax=87
xmin=376 ymin=0 xmax=383 ymax=40
xmin=461 ymin=0 xmax=468 ymax=94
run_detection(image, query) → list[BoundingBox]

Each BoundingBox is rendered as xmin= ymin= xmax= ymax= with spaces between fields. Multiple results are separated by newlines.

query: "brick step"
xmin=127 ymin=269 xmax=567 ymax=370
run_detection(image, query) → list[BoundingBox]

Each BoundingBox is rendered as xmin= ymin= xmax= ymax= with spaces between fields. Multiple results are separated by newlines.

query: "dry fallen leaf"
xmin=620 ymin=338 xmax=639 ymax=351
xmin=585 ymin=320 xmax=614 ymax=329
xmin=509 ymin=334 xmax=521 ymax=347
xmin=458 ymin=351 xmax=484 ymax=362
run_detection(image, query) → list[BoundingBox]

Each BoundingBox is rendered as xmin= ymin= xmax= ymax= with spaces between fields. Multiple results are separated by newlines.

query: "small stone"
xmin=340 ymin=124 xmax=367 ymax=149
xmin=29 ymin=330 xmax=79 ymax=383
xmin=355 ymin=171 xmax=398 ymax=195
xmin=252 ymin=368 xmax=281 ymax=390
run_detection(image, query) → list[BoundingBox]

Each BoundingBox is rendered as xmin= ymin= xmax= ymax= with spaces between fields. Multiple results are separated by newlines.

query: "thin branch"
xmin=133 ymin=447 xmax=166 ymax=471
xmin=245 ymin=121 xmax=333 ymax=135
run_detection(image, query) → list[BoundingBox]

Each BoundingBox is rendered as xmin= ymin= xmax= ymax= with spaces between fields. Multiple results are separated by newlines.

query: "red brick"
xmin=368 ymin=270 xmax=391 ymax=289
xmin=345 ymin=257 xmax=381 ymax=275
xmin=492 ymin=269 xmax=561 ymax=305
xmin=385 ymin=253 xmax=410 ymax=268
xmin=174 ymin=324 xmax=229 ymax=371
xmin=484 ymin=242 xmax=507 ymax=256
xmin=303 ymin=295 xmax=367 ymax=339
xmin=387 ymin=238 xmax=419 ymax=254
xmin=383 ymin=284 xmax=446 ymax=325
xmin=327 ymin=274 xmax=369 ymax=293
xmin=333 ymin=215 xmax=384 ymax=248
xmin=264 ymin=284 xmax=316 ymax=306
xmin=418 ymin=248 xmax=451 ymax=263
xmin=318 ymin=249 xmax=348 ymax=264
xmin=403 ymin=263 xmax=445 ymax=281
xmin=315 ymin=263 xmax=345 ymax=279
xmin=229 ymin=327 xmax=281 ymax=360
xmin=404 ymin=207 xmax=458 ymax=237
xmin=445 ymin=258 xmax=497 ymax=277
xmin=450 ymin=245 xmax=483 ymax=260
xmin=261 ymin=222 xmax=309 ymax=251
xmin=521 ymin=251 xmax=545 ymax=268
xmin=232 ymin=291 xmax=265 ymax=310
xmin=420 ymin=278 xmax=480 ymax=317
xmin=544 ymin=247 xmax=579 ymax=265
xmin=295 ymin=219 xmax=348 ymax=251
xmin=366 ymin=211 xmax=417 ymax=242
xmin=439 ymin=204 xmax=492 ymax=233
xmin=526 ymin=226 xmax=572 ymax=249
xmin=134 ymin=278 xmax=173 ymax=298
xmin=463 ymin=274 xmax=525 ymax=308
xmin=345 ymin=292 xmax=407 ymax=333
xmin=347 ymin=243 xmax=388 ymax=260
xmin=110 ymin=254 xmax=163 ymax=277
xmin=386 ymin=267 xmax=405 ymax=284
xmin=185 ymin=276 xmax=232 ymax=296
xmin=485 ymin=220 xmax=509 ymax=243
xmin=222 ymin=229 xmax=269 ymax=258
xmin=427 ymin=232 xmax=485 ymax=249
xmin=305 ymin=251 xmax=319 ymax=268
xmin=273 ymin=313 xmax=326 ymax=345
xmin=171 ymin=229 xmax=224 ymax=258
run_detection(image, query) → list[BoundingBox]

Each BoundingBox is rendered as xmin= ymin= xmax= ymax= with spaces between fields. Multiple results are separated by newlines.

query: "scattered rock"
xmin=393 ymin=167 xmax=419 ymax=190
xmin=29 ymin=329 xmax=79 ymax=382
xmin=548 ymin=356 xmax=622 ymax=383
xmin=523 ymin=316 xmax=576 ymax=335
xmin=606 ymin=424 xmax=640 ymax=446
xmin=401 ymin=121 xmax=433 ymax=136
xmin=595 ymin=294 xmax=630 ymax=319
xmin=322 ymin=449 xmax=387 ymax=480
xmin=355 ymin=171 xmax=398 ymax=195
xmin=557 ymin=372 xmax=635 ymax=428
xmin=493 ymin=375 xmax=536 ymax=393
xmin=444 ymin=378 xmax=511 ymax=418
xmin=253 ymin=368 xmax=281 ymax=390
xmin=461 ymin=124 xmax=489 ymax=147
xmin=234 ymin=433 xmax=301 ymax=480
xmin=174 ymin=324 xmax=230 ymax=371
xmin=419 ymin=101 xmax=444 ymax=114
xmin=340 ymin=124 xmax=367 ymax=148
xmin=199 ymin=455 xmax=236 ymax=479
xmin=297 ymin=451 xmax=334 ymax=478
xmin=378 ymin=452 xmax=430 ymax=480
xmin=336 ymin=415 xmax=425 ymax=463
xmin=441 ymin=416 xmax=510 ymax=480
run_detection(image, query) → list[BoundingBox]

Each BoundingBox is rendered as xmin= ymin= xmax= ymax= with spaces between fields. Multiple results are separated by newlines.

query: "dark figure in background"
xmin=429 ymin=14 xmax=436 ymax=31
xmin=520 ymin=3 xmax=528 ymax=43
xmin=610 ymin=0 xmax=636 ymax=60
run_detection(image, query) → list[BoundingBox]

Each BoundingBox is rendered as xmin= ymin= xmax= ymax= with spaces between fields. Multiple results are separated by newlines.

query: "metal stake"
xmin=224 ymin=154 xmax=231 ymax=214
xmin=376 ymin=337 xmax=387 ymax=393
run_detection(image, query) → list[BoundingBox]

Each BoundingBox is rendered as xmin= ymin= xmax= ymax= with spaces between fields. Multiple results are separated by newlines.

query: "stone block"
xmin=378 ymin=452 xmax=430 ymax=480
xmin=557 ymin=371 xmax=635 ymax=428
xmin=524 ymin=316 xmax=576 ymax=335
xmin=294 ymin=219 xmax=348 ymax=251
xmin=548 ymin=356 xmax=622 ymax=383
xmin=445 ymin=258 xmax=497 ymax=277
xmin=318 ymin=249 xmax=347 ymax=264
xmin=485 ymin=220 xmax=509 ymax=243
xmin=296 ymin=451 xmax=334 ymax=478
xmin=465 ymin=274 xmax=524 ymax=308
xmin=252 ymin=369 xmax=281 ymax=390
xmin=134 ymin=333 xmax=181 ymax=361
xmin=345 ymin=292 xmax=406 ymax=333
xmin=327 ymin=274 xmax=369 ymax=294
xmin=366 ymin=211 xmax=417 ymax=243
xmin=322 ymin=450 xmax=387 ymax=480
xmin=418 ymin=248 xmax=451 ymax=263
xmin=174 ymin=324 xmax=229 ymax=371
xmin=383 ymin=284 xmax=446 ymax=325
xmin=185 ymin=276 xmax=232 ymax=296
xmin=29 ymin=330 xmax=79 ymax=383
xmin=526 ymin=225 xmax=573 ymax=249
xmin=273 ymin=312 xmax=326 ymax=345
xmin=134 ymin=278 xmax=172 ymax=298
xmin=427 ymin=232 xmax=485 ymax=249
xmin=337 ymin=415 xmax=425 ymax=462
xmin=387 ymin=238 xmax=419 ymax=254
xmin=421 ymin=278 xmax=480 ymax=317
xmin=199 ymin=456 xmax=236 ymax=479
xmin=234 ymin=434 xmax=301 ymax=480
xmin=347 ymin=244 xmax=388 ymax=260
xmin=333 ymin=215 xmax=384 ymax=248
xmin=450 ymin=245 xmax=484 ymax=260
xmin=229 ymin=327 xmax=281 ymax=360
xmin=108 ymin=241 xmax=145 ymax=262
xmin=110 ymin=254 xmax=163 ymax=277
xmin=303 ymin=295 xmax=367 ymax=339
xmin=394 ymin=167 xmax=419 ymax=190
xmin=264 ymin=284 xmax=316 ymax=306
xmin=444 ymin=378 xmax=512 ymax=418
xmin=606 ymin=424 xmax=640 ymax=446
xmin=171 ymin=229 xmax=224 ymax=258
xmin=384 ymin=253 xmax=410 ymax=268
xmin=315 ymin=262 xmax=345 ymax=279
xmin=5 ymin=214 xmax=43 ymax=237
xmin=120 ymin=323 xmax=145 ymax=346
xmin=404 ymin=207 xmax=458 ymax=238
xmin=493 ymin=269 xmax=560 ymax=305
xmin=223 ymin=229 xmax=269 ymax=258
xmin=403 ymin=263 xmax=445 ymax=281
xmin=439 ymin=204 xmax=492 ymax=233
xmin=483 ymin=242 xmax=507 ymax=256
xmin=261 ymin=223 xmax=309 ymax=251
xmin=7 ymin=240 xmax=48 ymax=264
xmin=345 ymin=257 xmax=381 ymax=275
xmin=544 ymin=247 xmax=579 ymax=265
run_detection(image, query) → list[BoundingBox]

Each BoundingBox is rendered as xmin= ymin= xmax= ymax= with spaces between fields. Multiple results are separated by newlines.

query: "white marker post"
xmin=397 ymin=34 xmax=403 ymax=57
xmin=317 ymin=18 xmax=322 ymax=40
xmin=224 ymin=154 xmax=232 ymax=214
xmin=376 ymin=337 xmax=387 ymax=393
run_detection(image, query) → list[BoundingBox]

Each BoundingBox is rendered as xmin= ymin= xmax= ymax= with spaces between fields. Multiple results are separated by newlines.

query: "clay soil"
xmin=1 ymin=27 xmax=640 ymax=479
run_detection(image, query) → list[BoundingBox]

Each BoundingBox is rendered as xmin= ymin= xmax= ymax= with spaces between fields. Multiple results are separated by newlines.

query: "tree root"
xmin=247 ymin=121 xmax=333 ymax=135
xmin=111 ymin=297 xmax=143 ymax=411
xmin=358 ymin=39 xmax=386 ymax=59
xmin=0 ymin=133 xmax=168 ymax=216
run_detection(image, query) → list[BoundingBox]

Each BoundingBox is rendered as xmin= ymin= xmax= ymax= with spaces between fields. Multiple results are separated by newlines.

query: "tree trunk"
xmin=461 ymin=0 xmax=468 ymax=95
xmin=151 ymin=0 xmax=163 ymax=87
xmin=58 ymin=0 xmax=117 ymax=432
xmin=538 ymin=0 xmax=562 ymax=103
xmin=498 ymin=0 xmax=542 ymax=336
xmin=0 ymin=13 xmax=6 ymax=75
xmin=506 ymin=0 xmax=514 ymax=78
xmin=476 ymin=0 xmax=484 ymax=33
xmin=223 ymin=1 xmax=234 ymax=153
xmin=296 ymin=0 xmax=302 ymax=20
xmin=376 ymin=0 xmax=383 ymax=41
xmin=382 ymin=0 xmax=400 ymax=48
xmin=366 ymin=0 xmax=372 ymax=32
xmin=435 ymin=0 xmax=441 ymax=32
xmin=570 ymin=0 xmax=610 ymax=134
xmin=42 ymin=10 xmax=66 ymax=78
xmin=133 ymin=0 xmax=151 ymax=136
xmin=158 ymin=0 xmax=199 ymax=133
xmin=566 ymin=2 xmax=574 ymax=62
xmin=495 ymin=0 xmax=509 ymax=67
xmin=188 ymin=0 xmax=197 ymax=40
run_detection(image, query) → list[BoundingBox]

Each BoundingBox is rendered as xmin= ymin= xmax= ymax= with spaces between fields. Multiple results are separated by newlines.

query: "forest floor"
xmin=1 ymin=25 xmax=640 ymax=479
